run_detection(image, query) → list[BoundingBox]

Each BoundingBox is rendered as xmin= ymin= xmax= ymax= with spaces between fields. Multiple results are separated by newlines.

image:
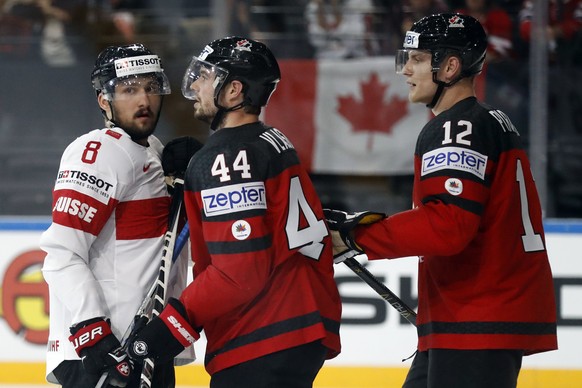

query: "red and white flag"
xmin=264 ymin=57 xmax=431 ymax=175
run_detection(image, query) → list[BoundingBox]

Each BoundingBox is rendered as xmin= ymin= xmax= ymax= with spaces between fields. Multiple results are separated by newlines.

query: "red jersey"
xmin=355 ymin=97 xmax=557 ymax=355
xmin=182 ymin=122 xmax=341 ymax=374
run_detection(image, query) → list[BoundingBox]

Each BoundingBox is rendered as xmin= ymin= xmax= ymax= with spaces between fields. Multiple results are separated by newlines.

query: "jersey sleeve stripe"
xmin=418 ymin=320 xmax=557 ymax=336
xmin=422 ymin=194 xmax=484 ymax=216
xmin=204 ymin=311 xmax=324 ymax=361
xmin=206 ymin=235 xmax=272 ymax=255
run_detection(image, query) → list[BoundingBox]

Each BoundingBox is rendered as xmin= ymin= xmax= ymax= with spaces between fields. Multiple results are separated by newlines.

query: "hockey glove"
xmin=127 ymin=297 xmax=199 ymax=365
xmin=324 ymin=209 xmax=385 ymax=263
xmin=162 ymin=136 xmax=204 ymax=178
xmin=68 ymin=317 xmax=132 ymax=387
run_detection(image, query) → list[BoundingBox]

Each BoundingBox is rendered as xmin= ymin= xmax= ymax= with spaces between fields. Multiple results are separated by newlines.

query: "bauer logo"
xmin=421 ymin=146 xmax=487 ymax=179
xmin=202 ymin=182 xmax=267 ymax=216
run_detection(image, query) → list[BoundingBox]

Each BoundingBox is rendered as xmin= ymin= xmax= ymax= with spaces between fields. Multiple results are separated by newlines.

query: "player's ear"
xmin=97 ymin=92 xmax=111 ymax=111
xmin=222 ymin=80 xmax=245 ymax=106
xmin=443 ymin=55 xmax=462 ymax=81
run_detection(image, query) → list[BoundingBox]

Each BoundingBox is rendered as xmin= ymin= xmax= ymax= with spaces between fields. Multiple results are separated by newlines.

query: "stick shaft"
xmin=343 ymin=257 xmax=417 ymax=326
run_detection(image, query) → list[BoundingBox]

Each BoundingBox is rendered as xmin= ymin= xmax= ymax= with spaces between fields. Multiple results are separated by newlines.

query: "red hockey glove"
xmin=324 ymin=209 xmax=385 ymax=263
xmin=127 ymin=298 xmax=199 ymax=364
xmin=69 ymin=317 xmax=132 ymax=387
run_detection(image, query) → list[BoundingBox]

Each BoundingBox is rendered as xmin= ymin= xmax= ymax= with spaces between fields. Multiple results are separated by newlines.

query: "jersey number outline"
xmin=516 ymin=159 xmax=545 ymax=252
xmin=285 ymin=176 xmax=328 ymax=260
xmin=211 ymin=150 xmax=252 ymax=182
xmin=442 ymin=120 xmax=472 ymax=146
xmin=81 ymin=141 xmax=102 ymax=164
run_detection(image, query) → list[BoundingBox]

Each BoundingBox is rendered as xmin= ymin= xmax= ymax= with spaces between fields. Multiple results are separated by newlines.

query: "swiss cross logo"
xmin=117 ymin=361 xmax=131 ymax=377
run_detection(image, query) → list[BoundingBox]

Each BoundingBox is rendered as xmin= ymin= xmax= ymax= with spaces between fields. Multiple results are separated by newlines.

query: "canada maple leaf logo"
xmin=337 ymin=72 xmax=409 ymax=150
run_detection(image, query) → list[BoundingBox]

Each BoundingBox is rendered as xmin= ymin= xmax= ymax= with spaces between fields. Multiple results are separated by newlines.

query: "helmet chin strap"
xmin=210 ymin=99 xmax=246 ymax=131
xmin=103 ymin=100 xmax=118 ymax=128
xmin=427 ymin=72 xmax=463 ymax=109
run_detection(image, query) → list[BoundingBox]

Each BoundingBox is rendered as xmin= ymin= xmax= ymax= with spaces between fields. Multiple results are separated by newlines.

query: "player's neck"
xmin=431 ymin=83 xmax=475 ymax=116
xmin=218 ymin=110 xmax=259 ymax=130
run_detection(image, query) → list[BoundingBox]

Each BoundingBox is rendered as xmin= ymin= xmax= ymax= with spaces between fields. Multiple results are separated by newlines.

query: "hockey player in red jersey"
xmin=40 ymin=44 xmax=195 ymax=387
xmin=126 ymin=37 xmax=342 ymax=387
xmin=325 ymin=13 xmax=557 ymax=388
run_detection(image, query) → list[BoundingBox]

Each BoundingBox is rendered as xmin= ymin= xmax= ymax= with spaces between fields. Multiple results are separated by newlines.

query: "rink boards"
xmin=0 ymin=218 xmax=581 ymax=387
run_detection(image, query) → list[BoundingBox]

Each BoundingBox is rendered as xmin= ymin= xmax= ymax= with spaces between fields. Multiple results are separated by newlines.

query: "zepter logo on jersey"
xmin=202 ymin=182 xmax=267 ymax=217
xmin=421 ymin=146 xmax=488 ymax=179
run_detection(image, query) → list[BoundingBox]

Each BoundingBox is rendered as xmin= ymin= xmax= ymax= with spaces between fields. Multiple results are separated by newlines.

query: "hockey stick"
xmin=343 ymin=256 xmax=417 ymax=326
xmin=95 ymin=178 xmax=186 ymax=388
xmin=137 ymin=177 xmax=185 ymax=388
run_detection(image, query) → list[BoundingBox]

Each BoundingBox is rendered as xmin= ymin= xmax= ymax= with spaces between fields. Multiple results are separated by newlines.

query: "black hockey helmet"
xmin=182 ymin=36 xmax=281 ymax=108
xmin=91 ymin=43 xmax=171 ymax=99
xmin=397 ymin=13 xmax=487 ymax=77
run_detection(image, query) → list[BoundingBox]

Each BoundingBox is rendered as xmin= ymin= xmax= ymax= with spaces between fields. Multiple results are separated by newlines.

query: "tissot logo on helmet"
xmin=114 ymin=55 xmax=162 ymax=77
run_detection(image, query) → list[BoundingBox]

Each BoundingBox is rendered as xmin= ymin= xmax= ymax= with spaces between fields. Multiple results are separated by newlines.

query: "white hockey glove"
xmin=324 ymin=209 xmax=385 ymax=263
xmin=69 ymin=317 xmax=132 ymax=387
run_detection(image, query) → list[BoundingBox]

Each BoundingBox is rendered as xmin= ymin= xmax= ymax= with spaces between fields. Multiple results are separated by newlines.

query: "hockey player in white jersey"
xmin=40 ymin=43 xmax=194 ymax=387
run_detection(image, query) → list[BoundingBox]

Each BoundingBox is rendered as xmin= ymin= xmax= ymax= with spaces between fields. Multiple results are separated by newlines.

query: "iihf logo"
xmin=448 ymin=15 xmax=465 ymax=28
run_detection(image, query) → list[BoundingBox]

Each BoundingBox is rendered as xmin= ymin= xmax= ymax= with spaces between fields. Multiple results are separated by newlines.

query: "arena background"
xmin=1 ymin=0 xmax=581 ymax=386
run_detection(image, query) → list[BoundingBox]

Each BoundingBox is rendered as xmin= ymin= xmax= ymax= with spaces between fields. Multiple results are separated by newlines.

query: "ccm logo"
xmin=421 ymin=146 xmax=487 ymax=179
xmin=202 ymin=182 xmax=266 ymax=216
xmin=71 ymin=327 xmax=103 ymax=350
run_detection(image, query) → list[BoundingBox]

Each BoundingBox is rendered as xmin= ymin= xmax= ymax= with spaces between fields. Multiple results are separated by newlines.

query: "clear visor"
xmin=395 ymin=49 xmax=410 ymax=75
xmin=396 ymin=49 xmax=435 ymax=74
xmin=181 ymin=57 xmax=229 ymax=101
xmin=102 ymin=73 xmax=171 ymax=100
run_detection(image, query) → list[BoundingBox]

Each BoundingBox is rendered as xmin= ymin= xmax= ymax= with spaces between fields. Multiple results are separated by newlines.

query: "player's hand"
xmin=127 ymin=298 xmax=199 ymax=364
xmin=68 ymin=318 xmax=132 ymax=387
xmin=323 ymin=209 xmax=385 ymax=263
xmin=162 ymin=136 xmax=204 ymax=178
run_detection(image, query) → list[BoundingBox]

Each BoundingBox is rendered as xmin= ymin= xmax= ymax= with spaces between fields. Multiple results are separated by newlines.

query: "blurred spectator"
xmin=0 ymin=0 xmax=76 ymax=65
xmin=518 ymin=0 xmax=582 ymax=63
xmin=233 ymin=0 xmax=314 ymax=58
xmin=305 ymin=0 xmax=379 ymax=59
xmin=109 ymin=0 xmax=146 ymax=43
xmin=369 ymin=0 xmax=404 ymax=55
xmin=400 ymin=0 xmax=449 ymax=36
xmin=227 ymin=0 xmax=255 ymax=37
xmin=456 ymin=0 xmax=514 ymax=62
xmin=457 ymin=1 xmax=526 ymax=144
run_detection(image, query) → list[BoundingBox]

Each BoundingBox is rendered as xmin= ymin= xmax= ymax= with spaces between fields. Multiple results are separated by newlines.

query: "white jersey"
xmin=40 ymin=127 xmax=194 ymax=383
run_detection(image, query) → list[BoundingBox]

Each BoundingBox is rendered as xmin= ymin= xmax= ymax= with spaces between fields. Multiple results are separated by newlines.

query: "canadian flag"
xmin=264 ymin=57 xmax=431 ymax=175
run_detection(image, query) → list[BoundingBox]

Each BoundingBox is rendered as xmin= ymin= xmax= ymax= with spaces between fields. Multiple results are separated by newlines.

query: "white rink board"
xmin=0 ymin=218 xmax=580 ymax=371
